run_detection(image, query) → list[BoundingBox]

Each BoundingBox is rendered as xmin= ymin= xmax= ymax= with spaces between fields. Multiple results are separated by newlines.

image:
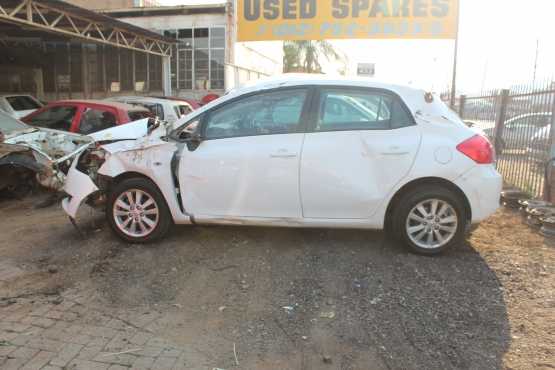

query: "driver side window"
xmin=204 ymin=89 xmax=307 ymax=140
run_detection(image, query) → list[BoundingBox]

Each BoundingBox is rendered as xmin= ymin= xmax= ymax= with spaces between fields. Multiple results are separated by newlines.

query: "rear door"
xmin=300 ymin=87 xmax=421 ymax=219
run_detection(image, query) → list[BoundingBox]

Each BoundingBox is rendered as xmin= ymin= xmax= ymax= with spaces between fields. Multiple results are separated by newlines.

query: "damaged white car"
xmin=62 ymin=75 xmax=502 ymax=254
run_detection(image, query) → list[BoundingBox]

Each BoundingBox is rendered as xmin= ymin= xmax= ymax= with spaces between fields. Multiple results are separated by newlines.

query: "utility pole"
xmin=532 ymin=39 xmax=539 ymax=85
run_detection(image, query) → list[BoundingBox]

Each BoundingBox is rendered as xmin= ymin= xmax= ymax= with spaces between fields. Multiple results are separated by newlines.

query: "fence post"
xmin=458 ymin=94 xmax=466 ymax=119
xmin=544 ymin=92 xmax=555 ymax=201
xmin=494 ymin=89 xmax=510 ymax=155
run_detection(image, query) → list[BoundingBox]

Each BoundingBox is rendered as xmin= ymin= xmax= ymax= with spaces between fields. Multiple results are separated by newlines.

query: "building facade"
xmin=103 ymin=1 xmax=283 ymax=99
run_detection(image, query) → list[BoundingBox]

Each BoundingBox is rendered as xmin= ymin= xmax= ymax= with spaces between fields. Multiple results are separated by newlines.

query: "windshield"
xmin=0 ymin=110 xmax=30 ymax=135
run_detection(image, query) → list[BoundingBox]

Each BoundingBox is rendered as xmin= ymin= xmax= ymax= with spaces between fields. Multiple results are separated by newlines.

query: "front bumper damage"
xmin=61 ymin=157 xmax=100 ymax=219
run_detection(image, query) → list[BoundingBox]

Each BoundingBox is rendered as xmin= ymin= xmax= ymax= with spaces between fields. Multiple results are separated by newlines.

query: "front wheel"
xmin=106 ymin=177 xmax=172 ymax=243
xmin=392 ymin=186 xmax=467 ymax=255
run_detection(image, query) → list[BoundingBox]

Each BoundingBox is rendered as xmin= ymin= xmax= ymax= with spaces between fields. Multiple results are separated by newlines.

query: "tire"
xmin=106 ymin=177 xmax=172 ymax=243
xmin=391 ymin=185 xmax=467 ymax=255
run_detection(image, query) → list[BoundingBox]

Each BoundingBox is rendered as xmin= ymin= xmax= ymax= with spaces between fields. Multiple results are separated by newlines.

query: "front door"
xmin=179 ymin=88 xmax=311 ymax=218
xmin=300 ymin=87 xmax=421 ymax=219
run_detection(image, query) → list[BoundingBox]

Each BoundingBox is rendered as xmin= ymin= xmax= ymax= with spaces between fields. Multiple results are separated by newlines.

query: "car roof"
xmin=175 ymin=74 xmax=451 ymax=127
xmin=50 ymin=100 xmax=149 ymax=111
xmin=0 ymin=94 xmax=37 ymax=99
xmin=108 ymin=96 xmax=177 ymax=105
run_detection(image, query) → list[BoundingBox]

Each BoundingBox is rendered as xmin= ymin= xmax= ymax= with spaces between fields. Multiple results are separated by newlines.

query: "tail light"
xmin=456 ymin=135 xmax=494 ymax=164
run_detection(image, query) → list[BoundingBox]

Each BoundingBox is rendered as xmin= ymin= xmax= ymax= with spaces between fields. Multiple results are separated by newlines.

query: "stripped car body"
xmin=0 ymin=110 xmax=151 ymax=193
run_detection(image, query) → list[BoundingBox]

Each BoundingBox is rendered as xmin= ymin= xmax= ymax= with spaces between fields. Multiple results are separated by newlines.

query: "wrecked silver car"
xmin=0 ymin=110 xmax=92 ymax=193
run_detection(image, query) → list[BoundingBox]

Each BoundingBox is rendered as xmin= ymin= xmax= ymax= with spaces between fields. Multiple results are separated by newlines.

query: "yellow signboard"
xmin=237 ymin=0 xmax=459 ymax=41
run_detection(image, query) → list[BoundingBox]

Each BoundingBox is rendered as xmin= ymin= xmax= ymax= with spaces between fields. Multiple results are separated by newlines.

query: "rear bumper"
xmin=454 ymin=165 xmax=502 ymax=223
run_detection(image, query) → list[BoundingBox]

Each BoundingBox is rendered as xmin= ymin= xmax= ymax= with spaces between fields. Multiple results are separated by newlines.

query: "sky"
xmin=160 ymin=0 xmax=555 ymax=94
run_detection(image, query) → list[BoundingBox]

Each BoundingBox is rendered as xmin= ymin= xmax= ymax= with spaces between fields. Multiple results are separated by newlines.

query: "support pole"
xmin=450 ymin=0 xmax=461 ymax=109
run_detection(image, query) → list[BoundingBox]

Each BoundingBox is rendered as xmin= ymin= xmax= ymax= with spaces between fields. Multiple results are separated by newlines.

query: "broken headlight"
xmin=76 ymin=146 xmax=107 ymax=181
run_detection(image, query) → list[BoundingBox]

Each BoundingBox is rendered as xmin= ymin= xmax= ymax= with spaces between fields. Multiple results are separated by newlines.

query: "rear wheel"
xmin=106 ymin=177 xmax=172 ymax=243
xmin=391 ymin=186 xmax=466 ymax=255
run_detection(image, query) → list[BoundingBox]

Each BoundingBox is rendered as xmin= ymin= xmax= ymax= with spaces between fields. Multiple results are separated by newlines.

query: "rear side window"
xmin=78 ymin=108 xmax=117 ymax=134
xmin=317 ymin=89 xmax=414 ymax=131
xmin=177 ymin=104 xmax=192 ymax=117
xmin=128 ymin=110 xmax=152 ymax=121
xmin=26 ymin=105 xmax=77 ymax=131
xmin=6 ymin=96 xmax=42 ymax=111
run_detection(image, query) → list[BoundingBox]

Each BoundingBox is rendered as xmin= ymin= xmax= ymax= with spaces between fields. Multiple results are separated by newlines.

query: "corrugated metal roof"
xmin=32 ymin=0 xmax=176 ymax=43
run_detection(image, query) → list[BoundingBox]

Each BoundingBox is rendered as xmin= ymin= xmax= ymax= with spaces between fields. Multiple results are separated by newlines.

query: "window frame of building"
xmin=165 ymin=26 xmax=226 ymax=92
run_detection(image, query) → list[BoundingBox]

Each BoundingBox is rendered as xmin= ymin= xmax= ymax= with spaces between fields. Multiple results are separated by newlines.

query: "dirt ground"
xmin=0 ymin=192 xmax=553 ymax=370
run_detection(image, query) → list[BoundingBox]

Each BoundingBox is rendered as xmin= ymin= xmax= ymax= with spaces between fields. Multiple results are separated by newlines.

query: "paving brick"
xmin=135 ymin=346 xmax=163 ymax=357
xmin=0 ymin=330 xmax=19 ymax=341
xmin=108 ymin=365 xmax=130 ymax=370
xmin=146 ymin=337 xmax=173 ymax=348
xmin=151 ymin=355 xmax=177 ymax=370
xmin=76 ymin=345 xmax=104 ymax=361
xmin=0 ymin=321 xmax=30 ymax=333
xmin=128 ymin=332 xmax=152 ymax=346
xmin=81 ymin=325 xmax=118 ymax=339
xmin=29 ymin=305 xmax=51 ymax=317
xmin=10 ymin=332 xmax=35 ymax=346
xmin=10 ymin=346 xmax=40 ymax=360
xmin=66 ymin=333 xmax=94 ymax=346
xmin=45 ymin=310 xmax=65 ymax=320
xmin=104 ymin=331 xmax=137 ymax=352
xmin=159 ymin=348 xmax=182 ymax=358
xmin=131 ymin=356 xmax=155 ymax=370
xmin=93 ymin=353 xmax=136 ymax=366
xmin=66 ymin=359 xmax=110 ymax=370
xmin=61 ymin=311 xmax=80 ymax=322
xmin=1 ymin=356 xmax=28 ymax=369
xmin=49 ymin=342 xmax=84 ymax=367
xmin=105 ymin=318 xmax=132 ymax=331
xmin=27 ymin=337 xmax=66 ymax=352
xmin=30 ymin=317 xmax=56 ymax=329
xmin=20 ymin=350 xmax=55 ymax=370
xmin=0 ymin=344 xmax=17 ymax=356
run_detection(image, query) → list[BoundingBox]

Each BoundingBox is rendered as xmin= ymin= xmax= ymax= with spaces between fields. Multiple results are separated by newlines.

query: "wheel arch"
xmin=384 ymin=177 xmax=472 ymax=229
xmin=106 ymin=171 xmax=173 ymax=212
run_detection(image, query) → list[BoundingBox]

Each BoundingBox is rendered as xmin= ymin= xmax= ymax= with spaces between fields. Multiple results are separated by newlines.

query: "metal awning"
xmin=0 ymin=0 xmax=175 ymax=56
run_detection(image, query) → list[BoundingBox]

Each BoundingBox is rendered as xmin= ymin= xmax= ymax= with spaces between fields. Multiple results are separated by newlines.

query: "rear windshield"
xmin=128 ymin=110 xmax=153 ymax=121
xmin=6 ymin=96 xmax=42 ymax=111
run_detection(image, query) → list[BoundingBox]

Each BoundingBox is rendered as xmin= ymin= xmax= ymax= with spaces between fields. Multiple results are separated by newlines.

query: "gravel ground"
xmin=0 ymin=193 xmax=553 ymax=370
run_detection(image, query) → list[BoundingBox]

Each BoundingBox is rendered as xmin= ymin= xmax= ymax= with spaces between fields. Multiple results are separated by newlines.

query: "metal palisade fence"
xmin=457 ymin=80 xmax=555 ymax=199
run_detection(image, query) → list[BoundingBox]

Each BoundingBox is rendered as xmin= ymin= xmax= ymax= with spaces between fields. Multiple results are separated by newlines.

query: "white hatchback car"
xmin=0 ymin=94 xmax=43 ymax=119
xmin=63 ymin=76 xmax=502 ymax=254
xmin=105 ymin=96 xmax=193 ymax=125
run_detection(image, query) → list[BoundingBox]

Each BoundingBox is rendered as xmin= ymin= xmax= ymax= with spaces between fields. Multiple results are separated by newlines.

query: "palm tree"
xmin=283 ymin=40 xmax=346 ymax=74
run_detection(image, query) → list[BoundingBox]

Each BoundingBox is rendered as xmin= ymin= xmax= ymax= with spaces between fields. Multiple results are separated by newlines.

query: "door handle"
xmin=270 ymin=153 xmax=298 ymax=158
xmin=381 ymin=146 xmax=409 ymax=156
xmin=381 ymin=151 xmax=409 ymax=156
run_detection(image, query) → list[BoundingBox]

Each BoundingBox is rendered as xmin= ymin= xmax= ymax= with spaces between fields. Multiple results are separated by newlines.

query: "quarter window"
xmin=204 ymin=90 xmax=307 ymax=139
xmin=79 ymin=108 xmax=117 ymax=134
xmin=317 ymin=89 xmax=413 ymax=131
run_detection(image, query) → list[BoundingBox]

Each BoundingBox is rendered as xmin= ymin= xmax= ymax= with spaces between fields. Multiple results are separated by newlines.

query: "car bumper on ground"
xmin=62 ymin=159 xmax=99 ymax=219
xmin=454 ymin=165 xmax=503 ymax=223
